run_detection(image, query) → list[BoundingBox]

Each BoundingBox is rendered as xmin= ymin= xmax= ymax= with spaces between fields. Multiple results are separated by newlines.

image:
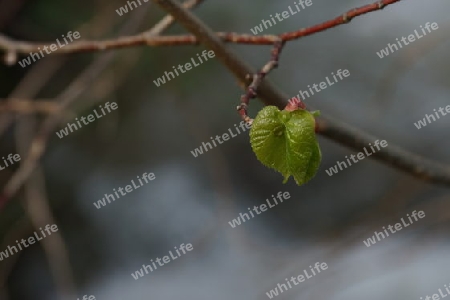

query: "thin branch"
xmin=315 ymin=116 xmax=450 ymax=186
xmin=0 ymin=2 xmax=138 ymax=137
xmin=151 ymin=0 xmax=450 ymax=187
xmin=278 ymin=0 xmax=398 ymax=41
xmin=144 ymin=0 xmax=204 ymax=36
xmin=16 ymin=117 xmax=77 ymax=298
xmin=0 ymin=0 xmax=402 ymax=59
xmin=0 ymin=217 xmax=31 ymax=300
xmin=237 ymin=40 xmax=285 ymax=124
xmin=0 ymin=0 xmax=206 ymax=210
xmin=0 ymin=99 xmax=60 ymax=114
xmin=152 ymin=0 xmax=288 ymax=106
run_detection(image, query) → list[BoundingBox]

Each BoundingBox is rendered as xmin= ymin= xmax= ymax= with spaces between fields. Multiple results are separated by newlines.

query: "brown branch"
xmin=0 ymin=99 xmax=60 ymax=114
xmin=0 ymin=0 xmax=402 ymax=59
xmin=151 ymin=0 xmax=450 ymax=187
xmin=0 ymin=1 xmax=139 ymax=137
xmin=0 ymin=0 xmax=205 ymax=210
xmin=144 ymin=0 xmax=204 ymax=36
xmin=152 ymin=0 xmax=288 ymax=106
xmin=237 ymin=40 xmax=285 ymax=124
xmin=278 ymin=0 xmax=398 ymax=41
xmin=16 ymin=117 xmax=77 ymax=298
xmin=315 ymin=116 xmax=450 ymax=186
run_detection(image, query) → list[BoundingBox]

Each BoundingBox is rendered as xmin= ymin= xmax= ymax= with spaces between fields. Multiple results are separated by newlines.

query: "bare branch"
xmin=0 ymin=99 xmax=60 ymax=114
xmin=315 ymin=116 xmax=450 ymax=186
xmin=0 ymin=0 xmax=206 ymax=209
xmin=0 ymin=0 xmax=402 ymax=57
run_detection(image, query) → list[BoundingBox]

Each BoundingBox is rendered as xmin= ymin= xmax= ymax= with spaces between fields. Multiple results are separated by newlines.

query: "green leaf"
xmin=249 ymin=106 xmax=321 ymax=185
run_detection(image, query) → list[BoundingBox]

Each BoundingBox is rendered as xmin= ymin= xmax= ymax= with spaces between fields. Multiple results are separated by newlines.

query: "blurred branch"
xmin=0 ymin=1 xmax=204 ymax=295
xmin=0 ymin=0 xmax=205 ymax=208
xmin=0 ymin=0 xmax=401 ymax=59
xmin=0 ymin=99 xmax=60 ymax=114
xmin=16 ymin=117 xmax=77 ymax=297
xmin=144 ymin=0 xmax=204 ymax=36
xmin=2 ymin=0 xmax=449 ymax=219
xmin=237 ymin=40 xmax=285 ymax=124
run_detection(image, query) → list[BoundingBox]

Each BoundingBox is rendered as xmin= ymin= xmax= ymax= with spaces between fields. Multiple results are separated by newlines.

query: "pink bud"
xmin=284 ymin=97 xmax=306 ymax=111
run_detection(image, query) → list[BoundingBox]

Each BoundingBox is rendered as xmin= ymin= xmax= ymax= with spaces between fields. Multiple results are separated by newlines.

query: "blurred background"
xmin=0 ymin=0 xmax=449 ymax=299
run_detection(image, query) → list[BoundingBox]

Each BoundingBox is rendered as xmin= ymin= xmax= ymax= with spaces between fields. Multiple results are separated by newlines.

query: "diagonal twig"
xmin=237 ymin=40 xmax=285 ymax=124
xmin=0 ymin=99 xmax=61 ymax=114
